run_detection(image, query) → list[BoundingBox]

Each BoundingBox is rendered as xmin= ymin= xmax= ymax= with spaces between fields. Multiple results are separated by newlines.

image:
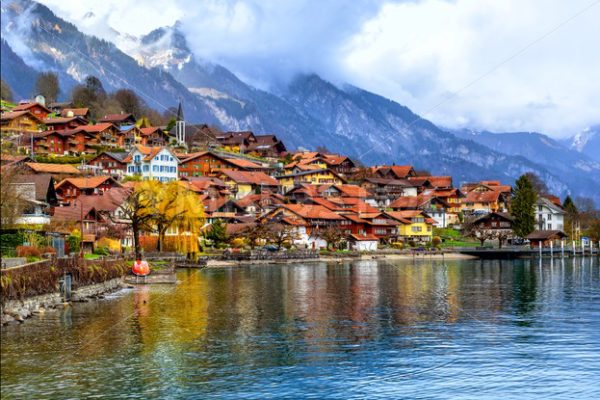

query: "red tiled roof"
xmin=349 ymin=233 xmax=379 ymax=241
xmin=61 ymin=108 xmax=89 ymax=117
xmin=281 ymin=204 xmax=345 ymax=220
xmin=99 ymin=113 xmax=134 ymax=122
xmin=335 ymin=184 xmax=372 ymax=198
xmin=219 ymin=170 xmax=279 ymax=186
xmin=224 ymin=158 xmax=267 ymax=169
xmin=56 ymin=176 xmax=120 ymax=190
xmin=464 ymin=190 xmax=501 ymax=203
xmin=25 ymin=162 xmax=81 ymax=175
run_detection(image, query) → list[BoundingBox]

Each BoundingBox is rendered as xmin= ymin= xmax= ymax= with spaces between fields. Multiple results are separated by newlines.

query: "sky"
xmin=37 ymin=0 xmax=600 ymax=138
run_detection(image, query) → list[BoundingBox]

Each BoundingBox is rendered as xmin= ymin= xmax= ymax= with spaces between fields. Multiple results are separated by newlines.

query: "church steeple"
xmin=175 ymin=99 xmax=186 ymax=146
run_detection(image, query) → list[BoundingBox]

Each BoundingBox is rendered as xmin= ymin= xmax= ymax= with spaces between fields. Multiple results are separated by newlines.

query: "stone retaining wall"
xmin=1 ymin=277 xmax=123 ymax=325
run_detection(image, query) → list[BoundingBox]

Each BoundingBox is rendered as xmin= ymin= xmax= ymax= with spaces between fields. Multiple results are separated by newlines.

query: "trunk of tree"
xmin=133 ymin=223 xmax=141 ymax=258
xmin=480 ymin=238 xmax=485 ymax=246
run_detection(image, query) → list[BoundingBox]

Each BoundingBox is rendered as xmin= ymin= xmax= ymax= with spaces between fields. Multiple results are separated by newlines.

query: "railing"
xmin=221 ymin=249 xmax=319 ymax=261
xmin=0 ymin=256 xmax=127 ymax=302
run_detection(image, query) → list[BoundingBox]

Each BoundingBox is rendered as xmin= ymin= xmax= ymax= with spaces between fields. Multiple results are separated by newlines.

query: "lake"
xmin=1 ymin=258 xmax=599 ymax=399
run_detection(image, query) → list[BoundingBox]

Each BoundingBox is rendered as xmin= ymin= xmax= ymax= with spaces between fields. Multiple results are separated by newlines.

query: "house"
xmin=217 ymin=131 xmax=257 ymax=153
xmin=11 ymin=174 xmax=59 ymax=225
xmin=32 ymin=129 xmax=101 ymax=155
xmin=0 ymin=111 xmax=43 ymax=135
xmin=469 ymin=212 xmax=514 ymax=247
xmin=262 ymin=204 xmax=346 ymax=249
xmin=526 ymin=230 xmax=567 ymax=248
xmin=246 ymin=134 xmax=287 ymax=158
xmin=535 ymin=196 xmax=565 ymax=231
xmin=99 ymin=113 xmax=136 ymax=127
xmin=360 ymin=178 xmax=418 ymax=206
xmin=389 ymin=193 xmax=456 ymax=228
xmin=124 ymin=145 xmax=179 ymax=182
xmin=348 ymin=234 xmax=379 ymax=251
xmin=42 ymin=116 xmax=87 ymax=131
xmin=55 ymin=176 xmax=122 ymax=204
xmin=117 ymin=124 xmax=143 ymax=149
xmin=320 ymin=155 xmax=356 ymax=175
xmin=235 ymin=192 xmax=286 ymax=216
xmin=22 ymin=162 xmax=82 ymax=181
xmin=180 ymin=176 xmax=231 ymax=198
xmin=276 ymin=169 xmax=345 ymax=193
xmin=0 ymin=154 xmax=33 ymax=168
xmin=218 ymin=170 xmax=280 ymax=199
xmin=374 ymin=165 xmax=417 ymax=180
xmin=178 ymin=151 xmax=249 ymax=178
xmin=461 ymin=184 xmax=510 ymax=214
xmin=386 ymin=210 xmax=435 ymax=243
xmin=203 ymin=196 xmax=246 ymax=223
xmin=139 ymin=127 xmax=171 ymax=147
xmin=87 ymin=151 xmax=128 ymax=178
xmin=11 ymin=102 xmax=52 ymax=119
xmin=343 ymin=212 xmax=399 ymax=243
xmin=60 ymin=108 xmax=91 ymax=120
xmin=79 ymin=123 xmax=121 ymax=148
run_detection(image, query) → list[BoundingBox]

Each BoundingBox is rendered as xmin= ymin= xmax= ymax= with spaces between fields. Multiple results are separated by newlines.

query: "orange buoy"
xmin=132 ymin=259 xmax=150 ymax=276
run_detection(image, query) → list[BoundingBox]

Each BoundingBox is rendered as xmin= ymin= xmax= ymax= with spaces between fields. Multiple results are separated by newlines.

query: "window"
xmin=547 ymin=214 xmax=552 ymax=221
xmin=143 ymin=165 xmax=149 ymax=172
xmin=547 ymin=223 xmax=552 ymax=230
xmin=134 ymin=155 xmax=141 ymax=162
xmin=411 ymin=226 xmax=422 ymax=232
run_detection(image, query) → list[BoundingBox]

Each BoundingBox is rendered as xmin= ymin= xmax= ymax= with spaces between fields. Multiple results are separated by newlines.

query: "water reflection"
xmin=2 ymin=258 xmax=599 ymax=399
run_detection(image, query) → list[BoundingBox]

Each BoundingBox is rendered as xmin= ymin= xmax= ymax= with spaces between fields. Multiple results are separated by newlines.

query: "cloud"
xmin=36 ymin=0 xmax=600 ymax=137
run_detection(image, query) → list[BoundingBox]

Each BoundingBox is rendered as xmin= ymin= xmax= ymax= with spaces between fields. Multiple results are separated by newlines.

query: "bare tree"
xmin=0 ymin=167 xmax=27 ymax=227
xmin=109 ymin=187 xmax=154 ymax=258
xmin=313 ymin=225 xmax=345 ymax=250
xmin=113 ymin=89 xmax=143 ymax=117
xmin=238 ymin=224 xmax=270 ymax=249
xmin=267 ymin=223 xmax=300 ymax=250
xmin=35 ymin=72 xmax=60 ymax=103
xmin=462 ymin=216 xmax=496 ymax=247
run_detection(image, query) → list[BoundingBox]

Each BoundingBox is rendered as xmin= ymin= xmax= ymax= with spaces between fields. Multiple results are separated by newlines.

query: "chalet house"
xmin=0 ymin=154 xmax=33 ymax=168
xmin=389 ymin=193 xmax=456 ymax=228
xmin=217 ymin=131 xmax=257 ymax=153
xmin=22 ymin=162 xmax=82 ymax=181
xmin=140 ymin=127 xmax=171 ymax=147
xmin=87 ymin=152 xmax=128 ymax=178
xmin=99 ymin=113 xmax=136 ymax=127
xmin=203 ymin=196 xmax=246 ymax=223
xmin=180 ymin=176 xmax=231 ymax=198
xmin=53 ymin=204 xmax=107 ymax=242
xmin=360 ymin=178 xmax=418 ymax=206
xmin=218 ymin=170 xmax=280 ymax=199
xmin=386 ymin=210 xmax=435 ymax=243
xmin=320 ymin=155 xmax=356 ymax=175
xmin=277 ymin=169 xmax=346 ymax=193
xmin=178 ymin=151 xmax=248 ymax=178
xmin=470 ymin=212 xmax=514 ymax=246
xmin=124 ymin=145 xmax=179 ymax=182
xmin=117 ymin=124 xmax=143 ymax=149
xmin=235 ymin=192 xmax=286 ymax=216
xmin=60 ymin=108 xmax=91 ymax=120
xmin=535 ymin=196 xmax=565 ymax=231
xmin=32 ymin=129 xmax=101 ymax=155
xmin=223 ymin=157 xmax=269 ymax=172
xmin=12 ymin=174 xmax=59 ymax=225
xmin=79 ymin=123 xmax=121 ymax=148
xmin=0 ymin=111 xmax=43 ymax=135
xmin=461 ymin=184 xmax=510 ymax=214
xmin=526 ymin=230 xmax=567 ymax=248
xmin=246 ymin=135 xmax=287 ymax=158
xmin=262 ymin=204 xmax=347 ymax=249
xmin=12 ymin=102 xmax=52 ymax=120
xmin=374 ymin=165 xmax=417 ymax=180
xmin=55 ymin=176 xmax=122 ymax=204
xmin=42 ymin=116 xmax=87 ymax=131
xmin=342 ymin=212 xmax=399 ymax=243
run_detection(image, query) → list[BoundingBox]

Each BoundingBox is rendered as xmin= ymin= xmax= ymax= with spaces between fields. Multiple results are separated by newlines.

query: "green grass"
xmin=84 ymin=253 xmax=102 ymax=260
xmin=441 ymin=240 xmax=482 ymax=248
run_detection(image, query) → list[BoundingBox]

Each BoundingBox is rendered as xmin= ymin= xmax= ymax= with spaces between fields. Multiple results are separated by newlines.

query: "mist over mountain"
xmin=561 ymin=125 xmax=600 ymax=163
xmin=1 ymin=0 xmax=598 ymax=204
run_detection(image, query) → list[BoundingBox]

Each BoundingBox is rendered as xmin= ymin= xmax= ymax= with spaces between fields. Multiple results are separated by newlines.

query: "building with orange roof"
xmin=386 ymin=210 xmax=435 ymax=243
xmin=1 ymin=110 xmax=43 ymax=136
xmin=55 ymin=176 xmax=122 ymax=203
xmin=23 ymin=162 xmax=82 ymax=181
xmin=218 ymin=170 xmax=280 ymax=199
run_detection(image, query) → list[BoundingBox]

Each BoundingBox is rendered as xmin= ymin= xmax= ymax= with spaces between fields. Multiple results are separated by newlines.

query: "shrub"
xmin=432 ymin=236 xmax=442 ymax=247
xmin=391 ymin=242 xmax=404 ymax=250
xmin=94 ymin=246 xmax=110 ymax=256
xmin=41 ymin=246 xmax=56 ymax=255
xmin=230 ymin=237 xmax=246 ymax=248
xmin=96 ymin=237 xmax=120 ymax=253
xmin=408 ymin=240 xmax=416 ymax=248
xmin=16 ymin=245 xmax=41 ymax=258
xmin=67 ymin=230 xmax=81 ymax=254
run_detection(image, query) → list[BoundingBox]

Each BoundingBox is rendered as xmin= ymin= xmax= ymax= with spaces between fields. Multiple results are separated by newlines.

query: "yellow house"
xmin=276 ymin=168 xmax=345 ymax=193
xmin=386 ymin=210 xmax=434 ymax=242
xmin=217 ymin=170 xmax=280 ymax=199
xmin=0 ymin=111 xmax=43 ymax=135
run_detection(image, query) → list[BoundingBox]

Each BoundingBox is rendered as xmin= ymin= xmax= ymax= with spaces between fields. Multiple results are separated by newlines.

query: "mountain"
xmin=453 ymin=129 xmax=600 ymax=204
xmin=561 ymin=125 xmax=600 ymax=163
xmin=0 ymin=39 xmax=38 ymax=100
xmin=1 ymin=0 xmax=596 ymax=203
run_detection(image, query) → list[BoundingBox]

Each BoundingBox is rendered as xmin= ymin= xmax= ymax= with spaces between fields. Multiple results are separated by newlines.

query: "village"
xmin=2 ymin=92 xmax=592 ymax=264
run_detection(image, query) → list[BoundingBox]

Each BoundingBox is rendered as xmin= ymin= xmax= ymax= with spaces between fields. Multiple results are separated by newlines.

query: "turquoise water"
xmin=1 ymin=258 xmax=600 ymax=399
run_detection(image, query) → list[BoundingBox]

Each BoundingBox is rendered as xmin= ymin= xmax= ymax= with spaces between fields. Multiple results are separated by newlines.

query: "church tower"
xmin=175 ymin=100 xmax=186 ymax=146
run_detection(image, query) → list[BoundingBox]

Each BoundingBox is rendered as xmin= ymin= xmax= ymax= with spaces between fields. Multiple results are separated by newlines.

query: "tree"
xmin=511 ymin=174 xmax=537 ymax=238
xmin=462 ymin=216 xmax=496 ymax=247
xmin=313 ymin=225 xmax=345 ymax=250
xmin=35 ymin=72 xmax=60 ymax=103
xmin=238 ymin=223 xmax=270 ymax=249
xmin=84 ymin=75 xmax=106 ymax=98
xmin=1 ymin=79 xmax=14 ymax=102
xmin=267 ymin=223 xmax=300 ymax=250
xmin=0 ymin=167 xmax=27 ymax=227
xmin=563 ymin=196 xmax=579 ymax=239
xmin=205 ymin=219 xmax=228 ymax=247
xmin=113 ymin=89 xmax=142 ymax=117
xmin=148 ymin=181 xmax=204 ymax=252
xmin=523 ymin=172 xmax=548 ymax=196
xmin=113 ymin=186 xmax=155 ymax=258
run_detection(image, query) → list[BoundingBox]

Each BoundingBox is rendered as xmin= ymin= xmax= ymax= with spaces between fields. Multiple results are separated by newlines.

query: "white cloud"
xmin=37 ymin=0 xmax=600 ymax=137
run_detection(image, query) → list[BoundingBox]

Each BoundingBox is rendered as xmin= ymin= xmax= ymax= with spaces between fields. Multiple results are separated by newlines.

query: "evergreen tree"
xmin=562 ymin=195 xmax=579 ymax=239
xmin=206 ymin=219 xmax=228 ymax=247
xmin=511 ymin=174 xmax=537 ymax=237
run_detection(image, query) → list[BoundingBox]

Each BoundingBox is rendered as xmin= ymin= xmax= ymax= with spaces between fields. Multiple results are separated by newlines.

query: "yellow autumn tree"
xmin=144 ymin=180 xmax=204 ymax=253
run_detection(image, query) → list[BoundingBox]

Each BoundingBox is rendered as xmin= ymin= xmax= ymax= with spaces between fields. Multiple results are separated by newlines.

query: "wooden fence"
xmin=0 ymin=256 xmax=127 ymax=302
xmin=220 ymin=249 xmax=320 ymax=261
